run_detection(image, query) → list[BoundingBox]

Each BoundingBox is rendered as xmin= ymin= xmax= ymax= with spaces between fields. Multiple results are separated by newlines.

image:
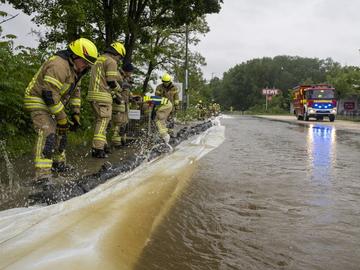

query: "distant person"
xmin=88 ymin=42 xmax=126 ymax=158
xmin=195 ymin=100 xmax=206 ymax=120
xmin=24 ymin=38 xmax=98 ymax=183
xmin=155 ymin=73 xmax=179 ymax=134
xmin=143 ymin=95 xmax=173 ymax=144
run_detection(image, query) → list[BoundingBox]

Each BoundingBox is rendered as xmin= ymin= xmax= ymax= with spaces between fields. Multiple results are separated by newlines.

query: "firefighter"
xmin=143 ymin=95 xmax=173 ymax=144
xmin=110 ymin=62 xmax=134 ymax=147
xmin=195 ymin=100 xmax=206 ymax=120
xmin=155 ymin=73 xmax=179 ymax=134
xmin=88 ymin=41 xmax=126 ymax=158
xmin=24 ymin=37 xmax=98 ymax=182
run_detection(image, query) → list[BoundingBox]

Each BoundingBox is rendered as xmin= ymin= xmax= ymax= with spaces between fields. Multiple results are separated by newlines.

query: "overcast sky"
xmin=2 ymin=1 xmax=360 ymax=80
xmin=196 ymin=0 xmax=360 ymax=79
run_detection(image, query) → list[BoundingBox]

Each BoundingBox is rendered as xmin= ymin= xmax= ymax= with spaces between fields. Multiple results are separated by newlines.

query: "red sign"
xmin=262 ymin=88 xmax=280 ymax=96
xmin=344 ymin=102 xmax=355 ymax=111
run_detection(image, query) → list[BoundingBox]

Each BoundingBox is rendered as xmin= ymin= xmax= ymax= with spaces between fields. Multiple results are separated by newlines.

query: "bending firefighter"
xmin=111 ymin=62 xmax=134 ymax=147
xmin=88 ymin=41 xmax=126 ymax=158
xmin=155 ymin=73 xmax=180 ymax=133
xmin=24 ymin=38 xmax=98 ymax=182
xmin=143 ymin=95 xmax=173 ymax=144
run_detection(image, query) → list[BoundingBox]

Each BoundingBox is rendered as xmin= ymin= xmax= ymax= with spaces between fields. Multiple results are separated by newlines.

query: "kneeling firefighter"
xmin=88 ymin=42 xmax=126 ymax=158
xmin=24 ymin=38 xmax=98 ymax=182
xmin=143 ymin=95 xmax=173 ymax=143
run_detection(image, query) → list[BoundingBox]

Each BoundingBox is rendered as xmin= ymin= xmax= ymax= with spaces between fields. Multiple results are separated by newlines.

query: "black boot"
xmin=92 ymin=148 xmax=108 ymax=158
xmin=104 ymin=144 xmax=112 ymax=154
xmin=52 ymin=161 xmax=74 ymax=172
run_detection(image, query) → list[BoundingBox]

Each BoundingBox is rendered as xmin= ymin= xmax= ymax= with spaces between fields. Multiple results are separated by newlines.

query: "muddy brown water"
xmin=1 ymin=116 xmax=359 ymax=269
xmin=135 ymin=116 xmax=360 ymax=270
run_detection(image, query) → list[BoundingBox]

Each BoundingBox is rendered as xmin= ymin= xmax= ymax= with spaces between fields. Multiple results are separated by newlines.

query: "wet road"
xmin=135 ymin=116 xmax=360 ymax=270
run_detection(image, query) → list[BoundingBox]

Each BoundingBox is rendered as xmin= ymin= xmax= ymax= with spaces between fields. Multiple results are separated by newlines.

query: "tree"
xmin=327 ymin=66 xmax=360 ymax=99
xmin=211 ymin=56 xmax=339 ymax=111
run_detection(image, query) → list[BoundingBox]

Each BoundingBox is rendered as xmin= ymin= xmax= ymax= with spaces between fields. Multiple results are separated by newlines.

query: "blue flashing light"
xmin=313 ymin=103 xmax=333 ymax=109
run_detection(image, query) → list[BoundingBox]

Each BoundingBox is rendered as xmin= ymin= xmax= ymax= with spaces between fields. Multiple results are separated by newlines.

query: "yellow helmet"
xmin=162 ymin=73 xmax=172 ymax=83
xmin=110 ymin=42 xmax=126 ymax=57
xmin=69 ymin=38 xmax=98 ymax=65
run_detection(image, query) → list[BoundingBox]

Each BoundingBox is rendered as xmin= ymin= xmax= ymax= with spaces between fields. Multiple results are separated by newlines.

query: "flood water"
xmin=135 ymin=116 xmax=360 ymax=270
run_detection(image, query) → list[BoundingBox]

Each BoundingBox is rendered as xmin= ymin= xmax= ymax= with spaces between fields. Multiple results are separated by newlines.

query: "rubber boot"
xmin=92 ymin=148 xmax=108 ymax=158
xmin=52 ymin=161 xmax=75 ymax=172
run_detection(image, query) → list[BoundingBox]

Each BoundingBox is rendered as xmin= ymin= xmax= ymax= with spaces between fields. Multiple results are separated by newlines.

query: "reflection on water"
xmin=306 ymin=124 xmax=337 ymax=186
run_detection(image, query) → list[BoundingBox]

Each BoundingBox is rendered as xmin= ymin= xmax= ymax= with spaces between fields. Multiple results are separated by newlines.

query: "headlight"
xmin=331 ymin=109 xmax=337 ymax=114
xmin=309 ymin=109 xmax=316 ymax=114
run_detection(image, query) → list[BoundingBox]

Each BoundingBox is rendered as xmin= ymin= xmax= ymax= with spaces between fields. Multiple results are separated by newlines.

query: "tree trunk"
xmin=142 ymin=60 xmax=155 ymax=93
xmin=103 ymin=0 xmax=114 ymax=46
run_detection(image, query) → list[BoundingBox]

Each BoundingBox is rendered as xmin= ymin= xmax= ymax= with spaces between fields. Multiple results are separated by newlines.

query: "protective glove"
xmin=69 ymin=113 xmax=81 ymax=132
xmin=113 ymin=94 xmax=122 ymax=105
xmin=56 ymin=118 xmax=68 ymax=135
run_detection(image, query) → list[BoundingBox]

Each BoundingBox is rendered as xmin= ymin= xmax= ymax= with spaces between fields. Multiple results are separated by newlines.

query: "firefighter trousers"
xmin=155 ymin=102 xmax=173 ymax=138
xmin=111 ymin=111 xmax=129 ymax=146
xmin=31 ymin=111 xmax=67 ymax=180
xmin=91 ymin=102 xmax=112 ymax=150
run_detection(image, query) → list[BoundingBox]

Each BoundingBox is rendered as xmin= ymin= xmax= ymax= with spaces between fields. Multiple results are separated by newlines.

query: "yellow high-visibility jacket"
xmin=88 ymin=53 xmax=121 ymax=104
xmin=155 ymin=83 xmax=179 ymax=108
xmin=24 ymin=51 xmax=82 ymax=121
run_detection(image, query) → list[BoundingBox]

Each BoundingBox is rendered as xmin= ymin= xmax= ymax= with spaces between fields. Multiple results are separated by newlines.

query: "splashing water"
xmin=0 ymin=140 xmax=15 ymax=188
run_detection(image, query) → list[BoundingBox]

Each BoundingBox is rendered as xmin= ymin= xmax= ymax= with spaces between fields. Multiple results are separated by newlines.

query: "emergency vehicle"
xmin=292 ymin=84 xmax=337 ymax=122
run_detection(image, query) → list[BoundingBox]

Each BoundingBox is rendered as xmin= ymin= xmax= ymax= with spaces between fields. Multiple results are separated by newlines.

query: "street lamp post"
xmin=184 ymin=23 xmax=189 ymax=109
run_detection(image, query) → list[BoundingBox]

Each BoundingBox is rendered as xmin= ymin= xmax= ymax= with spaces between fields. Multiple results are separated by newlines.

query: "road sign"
xmin=262 ymin=88 xmax=280 ymax=96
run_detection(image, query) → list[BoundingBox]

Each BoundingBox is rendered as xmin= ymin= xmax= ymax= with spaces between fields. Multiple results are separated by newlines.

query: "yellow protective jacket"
xmin=88 ymin=53 xmax=121 ymax=104
xmin=24 ymin=51 xmax=82 ymax=121
xmin=155 ymin=83 xmax=179 ymax=108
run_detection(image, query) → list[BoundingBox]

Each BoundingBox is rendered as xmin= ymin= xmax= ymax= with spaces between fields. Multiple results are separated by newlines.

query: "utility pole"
xmin=184 ymin=23 xmax=189 ymax=109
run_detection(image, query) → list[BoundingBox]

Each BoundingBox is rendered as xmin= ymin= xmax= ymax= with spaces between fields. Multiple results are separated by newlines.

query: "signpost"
xmin=262 ymin=88 xmax=280 ymax=111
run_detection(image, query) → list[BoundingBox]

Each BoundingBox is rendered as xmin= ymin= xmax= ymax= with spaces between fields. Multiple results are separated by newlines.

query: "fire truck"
xmin=292 ymin=84 xmax=337 ymax=122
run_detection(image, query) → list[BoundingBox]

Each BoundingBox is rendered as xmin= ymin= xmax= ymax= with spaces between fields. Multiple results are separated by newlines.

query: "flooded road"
xmin=1 ymin=116 xmax=360 ymax=270
xmin=135 ymin=116 xmax=360 ymax=270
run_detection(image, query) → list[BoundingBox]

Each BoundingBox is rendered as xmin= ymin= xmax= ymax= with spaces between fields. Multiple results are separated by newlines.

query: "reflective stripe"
xmin=44 ymin=75 xmax=63 ymax=90
xmin=34 ymin=158 xmax=53 ymax=169
xmin=94 ymin=118 xmax=108 ymax=142
xmin=24 ymin=96 xmax=49 ymax=111
xmin=69 ymin=98 xmax=81 ymax=106
xmin=161 ymin=98 xmax=169 ymax=105
xmin=49 ymin=102 xmax=65 ymax=115
xmin=106 ymin=71 xmax=118 ymax=76
xmin=99 ymin=118 xmax=107 ymax=135
xmin=24 ymin=104 xmax=49 ymax=110
xmin=53 ymin=151 xmax=66 ymax=163
xmin=111 ymin=135 xmax=121 ymax=143
xmin=94 ymin=66 xmax=102 ymax=93
xmin=24 ymin=96 xmax=46 ymax=104
xmin=94 ymin=134 xmax=107 ymax=142
xmin=60 ymin=83 xmax=71 ymax=95
xmin=25 ymin=68 xmax=42 ymax=96
xmin=87 ymin=92 xmax=112 ymax=103
xmin=36 ymin=129 xmax=44 ymax=159
xmin=96 ymin=56 xmax=107 ymax=63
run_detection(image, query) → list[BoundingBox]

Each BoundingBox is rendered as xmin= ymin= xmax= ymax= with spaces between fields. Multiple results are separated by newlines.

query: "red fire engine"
xmin=292 ymin=84 xmax=337 ymax=122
